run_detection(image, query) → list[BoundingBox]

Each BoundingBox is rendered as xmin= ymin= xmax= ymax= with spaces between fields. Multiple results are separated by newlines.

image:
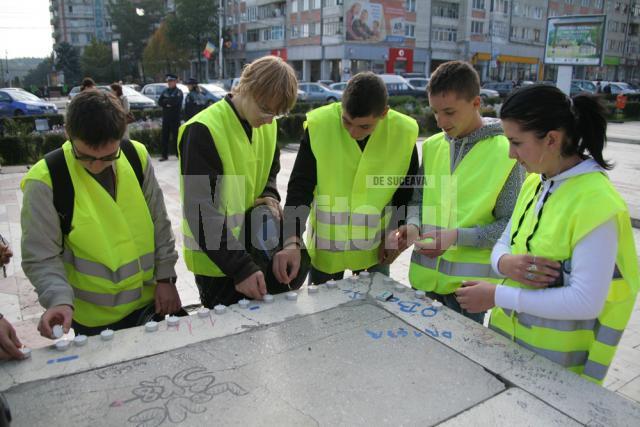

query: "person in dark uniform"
xmin=184 ymin=77 xmax=208 ymax=120
xmin=158 ymin=74 xmax=183 ymax=161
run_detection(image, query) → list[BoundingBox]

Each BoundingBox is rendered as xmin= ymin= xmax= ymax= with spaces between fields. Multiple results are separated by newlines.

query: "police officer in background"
xmin=184 ymin=77 xmax=208 ymax=120
xmin=158 ymin=74 xmax=183 ymax=161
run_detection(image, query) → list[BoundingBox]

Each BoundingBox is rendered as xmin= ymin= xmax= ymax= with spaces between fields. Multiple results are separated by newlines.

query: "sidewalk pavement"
xmin=607 ymin=121 xmax=640 ymax=145
xmin=1 ymin=132 xmax=640 ymax=403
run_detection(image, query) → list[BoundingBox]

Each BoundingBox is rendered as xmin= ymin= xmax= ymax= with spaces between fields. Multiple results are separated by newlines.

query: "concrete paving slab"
xmin=441 ymin=388 xmax=582 ymax=426
xmin=3 ymin=303 xmax=505 ymax=427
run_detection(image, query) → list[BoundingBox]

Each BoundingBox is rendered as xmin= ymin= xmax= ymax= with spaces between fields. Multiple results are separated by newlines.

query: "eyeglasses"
xmin=257 ymin=102 xmax=285 ymax=120
xmin=71 ymin=141 xmax=121 ymax=163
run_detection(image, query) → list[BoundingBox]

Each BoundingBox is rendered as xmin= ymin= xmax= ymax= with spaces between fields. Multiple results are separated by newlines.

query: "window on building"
xmin=68 ymin=5 xmax=73 ymax=12
xmin=292 ymin=1 xmax=298 ymax=13
xmin=534 ymin=29 xmax=541 ymax=41
xmin=309 ymin=21 xmax=320 ymax=36
xmin=633 ymin=3 xmax=640 ymax=16
xmin=247 ymin=29 xmax=259 ymax=42
xmin=472 ymin=0 xmax=485 ymax=9
xmin=622 ymin=23 xmax=627 ymax=34
xmin=71 ymin=33 xmax=79 ymax=43
xmin=432 ymin=26 xmax=457 ymax=42
xmin=290 ymin=25 xmax=300 ymax=38
xmin=510 ymin=25 xmax=518 ymax=38
xmin=405 ymin=0 xmax=416 ymax=11
xmin=534 ymin=7 xmax=543 ymax=19
xmin=614 ymin=2 xmax=621 ymax=11
xmin=405 ymin=23 xmax=415 ymax=37
xmin=248 ymin=7 xmax=257 ymax=21
xmin=523 ymin=5 xmax=530 ymax=17
xmin=324 ymin=17 xmax=343 ymax=35
xmin=314 ymin=0 xmax=322 ymax=8
xmin=303 ymin=0 xmax=309 ymax=11
xmin=301 ymin=23 xmax=309 ymax=37
xmin=471 ymin=20 xmax=484 ymax=34
xmin=433 ymin=2 xmax=459 ymax=18
xmin=271 ymin=25 xmax=284 ymax=40
xmin=581 ymin=0 xmax=590 ymax=6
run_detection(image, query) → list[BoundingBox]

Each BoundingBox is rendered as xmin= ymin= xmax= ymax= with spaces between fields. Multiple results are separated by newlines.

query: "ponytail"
xmin=500 ymin=85 xmax=612 ymax=170
xmin=571 ymin=94 xmax=611 ymax=170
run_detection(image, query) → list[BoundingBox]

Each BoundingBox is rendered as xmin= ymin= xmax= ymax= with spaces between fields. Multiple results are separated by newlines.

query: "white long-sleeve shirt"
xmin=491 ymin=159 xmax=618 ymax=320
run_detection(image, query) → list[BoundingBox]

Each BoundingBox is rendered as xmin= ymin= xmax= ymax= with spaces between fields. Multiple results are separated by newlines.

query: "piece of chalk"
xmin=100 ymin=329 xmax=114 ymax=341
xmin=432 ymin=300 xmax=443 ymax=309
xmin=415 ymin=290 xmax=426 ymax=300
xmin=394 ymin=283 xmax=406 ymax=293
xmin=145 ymin=321 xmax=159 ymax=332
xmin=263 ymin=294 xmax=274 ymax=303
xmin=238 ymin=299 xmax=250 ymax=308
xmin=286 ymin=291 xmax=298 ymax=301
xmin=325 ymin=280 xmax=337 ymax=288
xmin=52 ymin=324 xmax=64 ymax=339
xmin=214 ymin=304 xmax=227 ymax=314
xmin=167 ymin=315 xmax=180 ymax=326
xmin=20 ymin=347 xmax=31 ymax=358
xmin=359 ymin=271 xmax=370 ymax=278
xmin=55 ymin=340 xmax=70 ymax=351
xmin=307 ymin=285 xmax=319 ymax=294
xmin=73 ymin=334 xmax=88 ymax=346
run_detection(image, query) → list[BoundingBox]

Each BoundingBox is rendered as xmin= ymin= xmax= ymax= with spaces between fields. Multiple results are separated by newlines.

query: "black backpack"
xmin=44 ymin=139 xmax=144 ymax=235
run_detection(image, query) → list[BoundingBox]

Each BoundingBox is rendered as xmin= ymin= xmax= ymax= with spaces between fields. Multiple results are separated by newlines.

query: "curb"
xmin=608 ymin=137 xmax=640 ymax=145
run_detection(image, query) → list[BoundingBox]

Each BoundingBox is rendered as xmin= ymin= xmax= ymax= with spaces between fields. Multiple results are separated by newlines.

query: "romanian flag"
xmin=203 ymin=41 xmax=215 ymax=59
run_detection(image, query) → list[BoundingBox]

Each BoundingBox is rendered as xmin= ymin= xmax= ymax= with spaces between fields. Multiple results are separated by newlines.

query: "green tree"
xmin=54 ymin=42 xmax=81 ymax=85
xmin=81 ymin=39 xmax=115 ymax=83
xmin=167 ymin=0 xmax=219 ymax=80
xmin=24 ymin=57 xmax=55 ymax=88
xmin=143 ymin=21 xmax=190 ymax=79
xmin=108 ymin=0 xmax=164 ymax=82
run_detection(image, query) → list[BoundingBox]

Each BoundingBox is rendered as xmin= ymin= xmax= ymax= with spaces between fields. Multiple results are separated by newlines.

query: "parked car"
xmin=316 ymin=80 xmax=335 ymax=87
xmin=199 ymin=83 xmax=228 ymax=104
xmin=378 ymin=74 xmax=425 ymax=98
xmin=482 ymin=81 xmax=514 ymax=97
xmin=573 ymin=79 xmax=597 ymax=93
xmin=480 ymin=88 xmax=499 ymax=99
xmin=603 ymin=82 xmax=639 ymax=95
xmin=141 ymin=83 xmax=189 ymax=107
xmin=0 ymin=88 xmax=58 ymax=117
xmin=297 ymin=89 xmax=308 ymax=102
xmin=121 ymin=86 xmax=156 ymax=110
xmin=298 ymin=82 xmax=342 ymax=102
xmin=406 ymin=77 xmax=429 ymax=91
xmin=67 ymin=85 xmax=111 ymax=100
xmin=329 ymin=82 xmax=347 ymax=92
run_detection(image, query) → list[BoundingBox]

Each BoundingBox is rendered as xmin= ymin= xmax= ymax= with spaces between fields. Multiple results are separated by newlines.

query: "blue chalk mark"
xmin=388 ymin=297 xmax=399 ymax=303
xmin=397 ymin=300 xmax=421 ymax=313
xmin=47 ymin=354 xmax=79 ymax=364
xmin=366 ymin=330 xmax=383 ymax=339
xmin=442 ymin=331 xmax=453 ymax=339
xmin=425 ymin=326 xmax=439 ymax=337
xmin=421 ymin=306 xmax=438 ymax=318
xmin=387 ymin=330 xmax=397 ymax=338
xmin=413 ymin=331 xmax=423 ymax=337
xmin=249 ymin=306 xmax=260 ymax=310
xmin=397 ymin=327 xmax=408 ymax=337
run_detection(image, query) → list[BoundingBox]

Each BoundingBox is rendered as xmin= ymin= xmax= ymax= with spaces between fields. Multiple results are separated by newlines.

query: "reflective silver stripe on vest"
xmin=315 ymin=210 xmax=381 ymax=227
xmin=491 ymin=326 xmax=588 ymax=367
xmin=183 ymin=234 xmax=201 ymax=251
xmin=314 ymin=230 xmax=383 ymax=251
xmin=512 ymin=313 xmax=624 ymax=347
xmin=63 ymin=250 xmax=154 ymax=283
xmin=73 ymin=287 xmax=142 ymax=307
xmin=582 ymin=360 xmax=610 ymax=381
xmin=411 ymin=252 xmax=502 ymax=279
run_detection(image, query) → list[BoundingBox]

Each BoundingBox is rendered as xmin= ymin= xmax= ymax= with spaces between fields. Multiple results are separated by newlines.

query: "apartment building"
xmin=50 ymin=0 xmax=115 ymax=53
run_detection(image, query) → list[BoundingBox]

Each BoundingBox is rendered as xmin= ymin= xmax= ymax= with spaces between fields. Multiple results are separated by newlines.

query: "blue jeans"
xmin=425 ymin=291 xmax=486 ymax=325
xmin=309 ymin=264 xmax=390 ymax=285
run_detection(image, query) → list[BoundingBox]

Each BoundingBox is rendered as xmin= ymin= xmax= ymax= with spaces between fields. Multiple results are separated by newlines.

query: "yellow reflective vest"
xmin=490 ymin=172 xmax=639 ymax=384
xmin=178 ymin=99 xmax=276 ymax=277
xmin=307 ymin=102 xmax=418 ymax=273
xmin=21 ymin=140 xmax=156 ymax=327
xmin=409 ymin=132 xmax=516 ymax=294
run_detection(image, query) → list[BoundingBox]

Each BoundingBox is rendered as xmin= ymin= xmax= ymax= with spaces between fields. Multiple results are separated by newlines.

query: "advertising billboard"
xmin=345 ymin=0 xmax=406 ymax=43
xmin=544 ymin=15 xmax=606 ymax=66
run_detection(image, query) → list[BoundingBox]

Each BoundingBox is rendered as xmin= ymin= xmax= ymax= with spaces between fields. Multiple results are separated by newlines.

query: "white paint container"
xmin=100 ymin=329 xmax=114 ymax=341
xmin=144 ymin=321 xmax=159 ymax=332
xmin=73 ymin=335 xmax=88 ymax=346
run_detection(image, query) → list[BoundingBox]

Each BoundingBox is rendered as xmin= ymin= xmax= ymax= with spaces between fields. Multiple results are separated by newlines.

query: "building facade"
xmin=221 ymin=0 xmax=640 ymax=83
xmin=50 ymin=0 xmax=115 ymax=53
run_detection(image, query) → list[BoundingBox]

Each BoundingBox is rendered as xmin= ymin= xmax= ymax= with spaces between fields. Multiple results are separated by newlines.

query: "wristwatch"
xmin=158 ymin=277 xmax=177 ymax=285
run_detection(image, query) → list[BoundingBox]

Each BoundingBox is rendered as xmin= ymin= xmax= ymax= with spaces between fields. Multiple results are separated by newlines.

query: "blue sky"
xmin=0 ymin=0 xmax=52 ymax=58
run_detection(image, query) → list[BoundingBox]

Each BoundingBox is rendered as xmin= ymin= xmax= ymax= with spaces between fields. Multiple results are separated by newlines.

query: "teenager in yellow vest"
xmin=21 ymin=90 xmax=180 ymax=337
xmin=179 ymin=56 xmax=301 ymax=308
xmin=273 ymin=72 xmax=419 ymax=285
xmin=455 ymin=85 xmax=639 ymax=384
xmin=388 ymin=61 xmax=523 ymax=323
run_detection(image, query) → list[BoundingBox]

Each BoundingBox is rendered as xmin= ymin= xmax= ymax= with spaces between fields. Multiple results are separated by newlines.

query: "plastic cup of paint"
xmin=52 ymin=324 xmax=64 ymax=339
xmin=145 ymin=321 xmax=159 ymax=332
xmin=197 ymin=307 xmax=210 ymax=318
xmin=238 ymin=299 xmax=250 ymax=309
xmin=214 ymin=304 xmax=227 ymax=314
xmin=307 ymin=285 xmax=319 ymax=294
xmin=55 ymin=340 xmax=71 ymax=351
xmin=167 ymin=316 xmax=180 ymax=326
xmin=263 ymin=294 xmax=274 ymax=303
xmin=286 ymin=291 xmax=298 ymax=301
xmin=73 ymin=335 xmax=88 ymax=346
xmin=100 ymin=329 xmax=114 ymax=341
xmin=325 ymin=280 xmax=337 ymax=289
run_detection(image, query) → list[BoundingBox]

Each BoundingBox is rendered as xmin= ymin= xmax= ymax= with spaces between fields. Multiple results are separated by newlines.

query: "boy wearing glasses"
xmin=273 ymin=72 xmax=419 ymax=286
xmin=178 ymin=55 xmax=301 ymax=308
xmin=20 ymin=90 xmax=180 ymax=337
